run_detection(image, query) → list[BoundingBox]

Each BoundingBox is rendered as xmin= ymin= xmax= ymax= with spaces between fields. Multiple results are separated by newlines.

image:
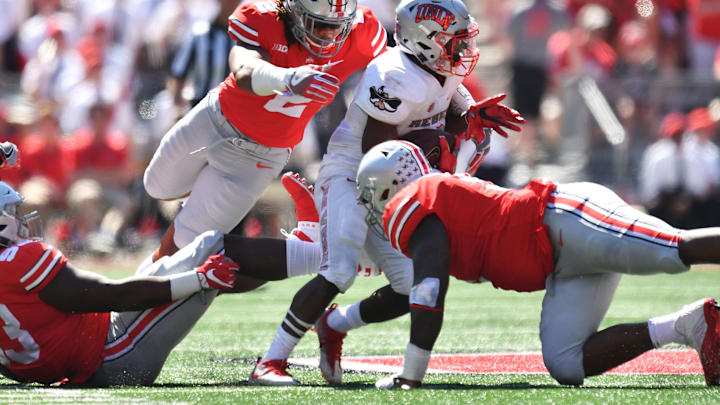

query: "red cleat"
xmin=674 ymin=298 xmax=720 ymax=386
xmin=281 ymin=172 xmax=319 ymax=222
xmin=316 ymin=303 xmax=347 ymax=385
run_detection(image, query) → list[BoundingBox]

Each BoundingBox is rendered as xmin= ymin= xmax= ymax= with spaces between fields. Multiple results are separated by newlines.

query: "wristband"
xmin=250 ymin=60 xmax=290 ymax=96
xmin=400 ymin=343 xmax=431 ymax=382
xmin=168 ymin=270 xmax=202 ymax=301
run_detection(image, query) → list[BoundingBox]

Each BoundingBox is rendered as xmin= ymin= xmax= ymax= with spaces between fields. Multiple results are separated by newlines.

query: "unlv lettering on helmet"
xmin=415 ymin=4 xmax=456 ymax=31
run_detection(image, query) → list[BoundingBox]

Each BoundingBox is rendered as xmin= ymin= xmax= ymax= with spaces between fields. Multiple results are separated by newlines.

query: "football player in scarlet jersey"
xmin=141 ymin=0 xmax=388 ymax=276
xmin=354 ymin=140 xmax=720 ymax=389
xmin=0 ymin=175 xmax=244 ymax=386
xmin=251 ymin=0 xmax=524 ymax=386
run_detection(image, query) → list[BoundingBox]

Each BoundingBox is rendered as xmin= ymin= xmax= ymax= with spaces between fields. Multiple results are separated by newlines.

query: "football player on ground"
xmin=354 ymin=140 xmax=720 ymax=389
xmin=140 ymin=0 xmax=387 ymax=276
xmin=250 ymin=0 xmax=524 ymax=386
xmin=0 ymin=176 xmax=243 ymax=386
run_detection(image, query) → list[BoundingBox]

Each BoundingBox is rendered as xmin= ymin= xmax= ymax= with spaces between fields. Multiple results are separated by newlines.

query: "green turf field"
xmin=3 ymin=267 xmax=720 ymax=404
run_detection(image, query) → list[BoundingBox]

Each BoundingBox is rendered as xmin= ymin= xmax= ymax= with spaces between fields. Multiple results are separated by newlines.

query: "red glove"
xmin=438 ymin=136 xmax=458 ymax=173
xmin=466 ymin=93 xmax=525 ymax=138
xmin=196 ymin=254 xmax=239 ymax=290
xmin=285 ymin=65 xmax=340 ymax=104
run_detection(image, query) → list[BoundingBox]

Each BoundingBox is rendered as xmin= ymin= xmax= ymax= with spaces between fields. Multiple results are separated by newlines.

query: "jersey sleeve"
xmin=383 ymin=186 xmax=432 ymax=254
xmin=353 ymin=62 xmax=430 ymax=124
xmin=227 ymin=2 xmax=274 ymax=49
xmin=352 ymin=7 xmax=388 ymax=64
xmin=0 ymin=241 xmax=67 ymax=293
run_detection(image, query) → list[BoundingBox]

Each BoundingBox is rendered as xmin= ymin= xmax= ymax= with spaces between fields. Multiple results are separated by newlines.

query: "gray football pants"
xmin=84 ymin=231 xmax=223 ymax=386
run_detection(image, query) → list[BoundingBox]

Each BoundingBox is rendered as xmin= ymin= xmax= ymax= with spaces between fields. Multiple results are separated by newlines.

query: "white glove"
xmin=284 ymin=65 xmax=340 ymax=104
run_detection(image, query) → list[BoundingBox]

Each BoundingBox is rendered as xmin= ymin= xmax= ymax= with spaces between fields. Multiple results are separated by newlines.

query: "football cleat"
xmin=316 ymin=304 xmax=347 ymax=384
xmin=674 ymin=298 xmax=720 ymax=386
xmin=281 ymin=172 xmax=319 ymax=223
xmin=248 ymin=357 xmax=300 ymax=386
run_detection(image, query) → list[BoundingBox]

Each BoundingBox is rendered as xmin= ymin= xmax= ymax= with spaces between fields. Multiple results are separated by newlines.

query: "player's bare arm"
xmin=229 ymin=43 xmax=271 ymax=94
xmin=399 ymin=214 xmax=452 ymax=388
xmin=38 ymin=256 xmax=239 ymax=313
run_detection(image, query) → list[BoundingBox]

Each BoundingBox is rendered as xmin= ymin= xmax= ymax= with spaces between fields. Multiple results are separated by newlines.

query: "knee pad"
xmin=543 ymin=349 xmax=585 ymax=386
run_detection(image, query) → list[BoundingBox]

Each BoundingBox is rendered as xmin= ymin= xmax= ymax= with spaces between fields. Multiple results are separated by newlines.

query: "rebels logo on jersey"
xmin=369 ymin=86 xmax=402 ymax=112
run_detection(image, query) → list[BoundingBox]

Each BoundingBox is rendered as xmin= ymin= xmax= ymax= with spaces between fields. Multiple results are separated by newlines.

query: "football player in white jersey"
xmin=251 ymin=0 xmax=524 ymax=386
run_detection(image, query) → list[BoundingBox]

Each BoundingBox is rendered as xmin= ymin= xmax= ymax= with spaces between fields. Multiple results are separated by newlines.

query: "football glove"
xmin=375 ymin=375 xmax=421 ymax=390
xmin=196 ymin=254 xmax=239 ymax=291
xmin=438 ymin=135 xmax=461 ymax=174
xmin=284 ymin=65 xmax=340 ymax=104
xmin=466 ymin=93 xmax=525 ymax=138
xmin=0 ymin=142 xmax=18 ymax=168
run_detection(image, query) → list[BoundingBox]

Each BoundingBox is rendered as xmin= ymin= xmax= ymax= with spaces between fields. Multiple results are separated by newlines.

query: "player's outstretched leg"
xmin=281 ymin=172 xmax=319 ymax=243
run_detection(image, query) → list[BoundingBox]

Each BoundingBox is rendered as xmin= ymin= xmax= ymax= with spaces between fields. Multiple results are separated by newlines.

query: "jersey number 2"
xmin=0 ymin=305 xmax=40 ymax=366
xmin=264 ymin=94 xmax=311 ymax=118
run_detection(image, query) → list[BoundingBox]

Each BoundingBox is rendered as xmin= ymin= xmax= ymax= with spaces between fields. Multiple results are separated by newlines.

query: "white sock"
xmin=135 ymin=253 xmax=155 ymax=276
xmin=262 ymin=326 xmax=301 ymax=362
xmin=261 ymin=310 xmax=312 ymax=361
xmin=327 ymin=302 xmax=367 ymax=333
xmin=648 ymin=312 xmax=684 ymax=348
xmin=297 ymin=221 xmax=319 ymax=243
xmin=285 ymin=238 xmax=322 ymax=278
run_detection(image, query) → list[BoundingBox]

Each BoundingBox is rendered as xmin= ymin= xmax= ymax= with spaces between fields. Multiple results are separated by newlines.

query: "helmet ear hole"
xmin=380 ymin=189 xmax=390 ymax=201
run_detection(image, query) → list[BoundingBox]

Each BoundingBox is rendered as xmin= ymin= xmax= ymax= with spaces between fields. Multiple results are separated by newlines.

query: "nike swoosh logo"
xmin=207 ymin=269 xmax=233 ymax=289
xmin=257 ymin=162 xmax=272 ymax=169
xmin=290 ymin=73 xmax=304 ymax=87
xmin=321 ymin=60 xmax=344 ymax=71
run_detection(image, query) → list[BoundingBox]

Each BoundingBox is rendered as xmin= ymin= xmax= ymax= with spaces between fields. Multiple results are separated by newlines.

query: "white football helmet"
xmin=356 ymin=140 xmax=432 ymax=238
xmin=0 ymin=181 xmax=42 ymax=248
xmin=395 ymin=0 xmax=480 ymax=77
xmin=284 ymin=0 xmax=357 ymax=58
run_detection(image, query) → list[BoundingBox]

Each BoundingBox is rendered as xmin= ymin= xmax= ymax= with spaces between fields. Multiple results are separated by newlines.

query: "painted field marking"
xmin=291 ymin=349 xmax=701 ymax=375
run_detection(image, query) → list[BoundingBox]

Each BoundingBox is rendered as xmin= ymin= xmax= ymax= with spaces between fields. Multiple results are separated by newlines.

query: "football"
xmin=399 ymin=128 xmax=456 ymax=167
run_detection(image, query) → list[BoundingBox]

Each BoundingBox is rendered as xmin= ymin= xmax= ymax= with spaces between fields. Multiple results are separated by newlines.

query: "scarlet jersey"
xmin=220 ymin=0 xmax=387 ymax=148
xmin=0 ymin=241 xmax=109 ymax=384
xmin=383 ymin=174 xmax=557 ymax=292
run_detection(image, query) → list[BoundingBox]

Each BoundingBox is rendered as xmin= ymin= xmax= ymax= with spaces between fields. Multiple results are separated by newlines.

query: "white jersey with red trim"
xmin=320 ymin=47 xmax=465 ymax=177
xmin=219 ymin=0 xmax=387 ymax=148
xmin=0 ymin=240 xmax=109 ymax=384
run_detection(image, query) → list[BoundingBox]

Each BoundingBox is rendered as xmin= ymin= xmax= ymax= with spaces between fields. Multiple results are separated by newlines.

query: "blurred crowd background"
xmin=1 ymin=0 xmax=720 ymax=259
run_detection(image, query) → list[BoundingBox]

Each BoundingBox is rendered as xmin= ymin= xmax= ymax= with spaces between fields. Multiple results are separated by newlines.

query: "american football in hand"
xmin=399 ymin=128 xmax=456 ymax=167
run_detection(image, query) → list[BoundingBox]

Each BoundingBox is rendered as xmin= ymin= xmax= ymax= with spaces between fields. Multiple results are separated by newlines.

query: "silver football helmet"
xmin=395 ymin=0 xmax=480 ymax=77
xmin=0 ymin=181 xmax=42 ymax=248
xmin=356 ymin=140 xmax=432 ymax=238
xmin=284 ymin=0 xmax=357 ymax=58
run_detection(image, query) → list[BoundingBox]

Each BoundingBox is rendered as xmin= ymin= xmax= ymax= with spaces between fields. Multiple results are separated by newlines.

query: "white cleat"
xmin=248 ymin=357 xmax=300 ymax=386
